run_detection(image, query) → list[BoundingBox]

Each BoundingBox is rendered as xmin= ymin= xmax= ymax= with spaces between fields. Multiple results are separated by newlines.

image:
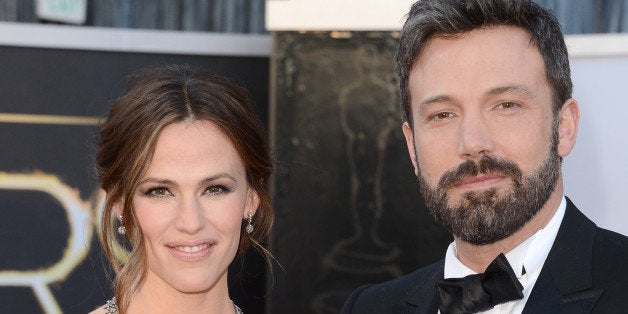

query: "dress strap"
xmin=233 ymin=301 xmax=244 ymax=314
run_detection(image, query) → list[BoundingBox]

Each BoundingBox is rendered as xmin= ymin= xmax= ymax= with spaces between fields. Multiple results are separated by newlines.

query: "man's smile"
xmin=452 ymin=173 xmax=508 ymax=190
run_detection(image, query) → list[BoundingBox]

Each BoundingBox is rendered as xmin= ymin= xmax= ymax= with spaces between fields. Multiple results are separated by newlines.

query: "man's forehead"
xmin=412 ymin=25 xmax=538 ymax=67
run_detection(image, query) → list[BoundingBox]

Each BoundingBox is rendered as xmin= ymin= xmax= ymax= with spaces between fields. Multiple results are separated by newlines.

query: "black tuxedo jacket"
xmin=341 ymin=198 xmax=628 ymax=313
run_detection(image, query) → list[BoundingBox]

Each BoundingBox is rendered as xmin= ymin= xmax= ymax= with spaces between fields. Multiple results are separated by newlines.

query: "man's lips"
xmin=452 ymin=173 xmax=506 ymax=189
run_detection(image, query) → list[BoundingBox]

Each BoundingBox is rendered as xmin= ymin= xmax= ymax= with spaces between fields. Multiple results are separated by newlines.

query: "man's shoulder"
xmin=557 ymin=200 xmax=627 ymax=269
xmin=548 ymin=200 xmax=628 ymax=311
xmin=584 ymin=225 xmax=628 ymax=312
xmin=563 ymin=198 xmax=627 ymax=261
xmin=357 ymin=259 xmax=443 ymax=297
xmin=591 ymin=226 xmax=628 ymax=275
xmin=594 ymin=226 xmax=628 ymax=250
xmin=341 ymin=260 xmax=443 ymax=313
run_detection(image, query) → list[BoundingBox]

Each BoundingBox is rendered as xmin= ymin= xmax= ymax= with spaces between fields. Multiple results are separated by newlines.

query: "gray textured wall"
xmin=536 ymin=0 xmax=628 ymax=33
xmin=0 ymin=0 xmax=266 ymax=33
xmin=1 ymin=1 xmax=626 ymax=34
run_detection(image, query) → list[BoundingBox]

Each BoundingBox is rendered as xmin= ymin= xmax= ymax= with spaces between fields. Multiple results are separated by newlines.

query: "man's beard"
xmin=416 ymin=141 xmax=561 ymax=245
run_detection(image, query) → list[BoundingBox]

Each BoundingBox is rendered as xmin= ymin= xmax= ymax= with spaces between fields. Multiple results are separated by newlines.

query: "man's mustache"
xmin=438 ymin=155 xmax=522 ymax=189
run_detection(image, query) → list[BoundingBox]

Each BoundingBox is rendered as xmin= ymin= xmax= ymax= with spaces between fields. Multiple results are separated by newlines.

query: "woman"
xmin=92 ymin=65 xmax=273 ymax=313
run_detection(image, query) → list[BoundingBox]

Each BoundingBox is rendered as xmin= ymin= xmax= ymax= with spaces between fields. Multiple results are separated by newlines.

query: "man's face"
xmin=402 ymin=26 xmax=575 ymax=245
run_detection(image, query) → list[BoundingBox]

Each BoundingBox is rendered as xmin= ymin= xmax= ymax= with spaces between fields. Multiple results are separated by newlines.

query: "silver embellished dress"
xmin=103 ymin=297 xmax=244 ymax=313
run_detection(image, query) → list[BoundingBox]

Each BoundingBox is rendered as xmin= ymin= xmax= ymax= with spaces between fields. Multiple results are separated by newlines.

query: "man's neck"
xmin=454 ymin=183 xmax=564 ymax=273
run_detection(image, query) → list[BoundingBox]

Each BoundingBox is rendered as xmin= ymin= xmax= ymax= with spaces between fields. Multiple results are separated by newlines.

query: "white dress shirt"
xmin=440 ymin=196 xmax=567 ymax=314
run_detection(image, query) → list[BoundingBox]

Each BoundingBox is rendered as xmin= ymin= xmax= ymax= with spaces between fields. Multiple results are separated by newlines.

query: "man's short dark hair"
xmin=397 ymin=0 xmax=572 ymax=125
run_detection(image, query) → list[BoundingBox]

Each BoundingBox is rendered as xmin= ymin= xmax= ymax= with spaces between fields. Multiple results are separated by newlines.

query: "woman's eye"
xmin=145 ymin=187 xmax=172 ymax=197
xmin=205 ymin=186 xmax=228 ymax=195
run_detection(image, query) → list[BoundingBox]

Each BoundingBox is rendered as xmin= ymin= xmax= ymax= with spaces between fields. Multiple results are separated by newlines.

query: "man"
xmin=342 ymin=0 xmax=628 ymax=313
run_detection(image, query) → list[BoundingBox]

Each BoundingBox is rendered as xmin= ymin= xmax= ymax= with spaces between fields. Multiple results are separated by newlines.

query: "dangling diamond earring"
xmin=117 ymin=215 xmax=126 ymax=235
xmin=245 ymin=212 xmax=254 ymax=234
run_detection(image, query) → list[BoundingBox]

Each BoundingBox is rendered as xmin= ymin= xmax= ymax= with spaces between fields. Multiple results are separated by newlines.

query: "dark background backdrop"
xmin=0 ymin=44 xmax=269 ymax=313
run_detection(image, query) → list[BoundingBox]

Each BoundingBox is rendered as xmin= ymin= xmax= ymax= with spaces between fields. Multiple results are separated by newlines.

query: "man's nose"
xmin=458 ymin=113 xmax=494 ymax=159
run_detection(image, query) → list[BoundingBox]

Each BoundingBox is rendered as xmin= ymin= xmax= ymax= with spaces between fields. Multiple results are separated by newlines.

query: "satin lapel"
xmin=393 ymin=261 xmax=443 ymax=314
xmin=523 ymin=198 xmax=603 ymax=314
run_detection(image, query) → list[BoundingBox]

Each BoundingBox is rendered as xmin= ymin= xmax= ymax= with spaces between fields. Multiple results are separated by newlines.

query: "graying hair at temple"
xmin=396 ymin=0 xmax=572 ymax=125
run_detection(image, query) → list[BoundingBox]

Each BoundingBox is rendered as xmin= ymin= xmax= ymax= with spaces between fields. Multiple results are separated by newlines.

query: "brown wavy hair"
xmin=96 ymin=65 xmax=273 ymax=313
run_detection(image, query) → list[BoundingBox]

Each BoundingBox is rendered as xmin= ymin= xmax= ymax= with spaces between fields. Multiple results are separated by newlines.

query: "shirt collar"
xmin=444 ymin=196 xmax=567 ymax=279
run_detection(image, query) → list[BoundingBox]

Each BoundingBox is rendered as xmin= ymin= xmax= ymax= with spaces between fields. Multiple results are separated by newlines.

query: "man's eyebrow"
xmin=417 ymin=84 xmax=534 ymax=109
xmin=487 ymin=84 xmax=535 ymax=98
xmin=419 ymin=95 xmax=454 ymax=107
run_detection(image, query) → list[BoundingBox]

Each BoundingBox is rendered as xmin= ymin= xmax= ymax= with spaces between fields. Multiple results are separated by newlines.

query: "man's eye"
xmin=496 ymin=102 xmax=520 ymax=109
xmin=431 ymin=112 xmax=455 ymax=121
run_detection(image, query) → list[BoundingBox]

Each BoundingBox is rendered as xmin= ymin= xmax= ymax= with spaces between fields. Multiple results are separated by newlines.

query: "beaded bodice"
xmin=102 ymin=297 xmax=243 ymax=313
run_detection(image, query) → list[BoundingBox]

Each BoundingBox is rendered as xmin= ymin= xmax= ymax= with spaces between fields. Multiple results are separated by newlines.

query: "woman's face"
xmin=132 ymin=120 xmax=258 ymax=293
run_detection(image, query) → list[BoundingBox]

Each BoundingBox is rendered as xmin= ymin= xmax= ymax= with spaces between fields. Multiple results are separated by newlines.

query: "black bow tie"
xmin=436 ymin=253 xmax=524 ymax=314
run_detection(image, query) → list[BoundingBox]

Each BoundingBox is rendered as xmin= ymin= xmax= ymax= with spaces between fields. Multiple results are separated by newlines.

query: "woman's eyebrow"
xmin=200 ymin=173 xmax=238 ymax=185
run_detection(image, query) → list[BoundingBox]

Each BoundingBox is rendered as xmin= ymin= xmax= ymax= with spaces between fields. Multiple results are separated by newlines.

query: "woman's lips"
xmin=166 ymin=241 xmax=215 ymax=262
xmin=453 ymin=173 xmax=506 ymax=189
xmin=175 ymin=243 xmax=209 ymax=253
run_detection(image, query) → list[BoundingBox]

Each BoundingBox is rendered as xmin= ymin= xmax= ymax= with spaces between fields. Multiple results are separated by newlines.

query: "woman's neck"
xmin=127 ymin=270 xmax=234 ymax=314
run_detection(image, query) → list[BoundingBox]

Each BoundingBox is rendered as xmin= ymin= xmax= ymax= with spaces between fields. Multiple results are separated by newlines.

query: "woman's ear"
xmin=557 ymin=99 xmax=580 ymax=158
xmin=113 ymin=200 xmax=124 ymax=217
xmin=245 ymin=188 xmax=260 ymax=218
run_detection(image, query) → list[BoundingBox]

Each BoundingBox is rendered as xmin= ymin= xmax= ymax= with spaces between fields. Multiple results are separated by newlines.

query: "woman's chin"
xmin=172 ymin=281 xmax=215 ymax=294
xmin=169 ymin=274 xmax=225 ymax=294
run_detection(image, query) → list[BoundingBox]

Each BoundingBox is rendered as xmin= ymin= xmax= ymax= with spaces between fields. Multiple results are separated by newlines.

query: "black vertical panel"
xmin=0 ymin=45 xmax=268 ymax=314
xmin=269 ymin=32 xmax=452 ymax=313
